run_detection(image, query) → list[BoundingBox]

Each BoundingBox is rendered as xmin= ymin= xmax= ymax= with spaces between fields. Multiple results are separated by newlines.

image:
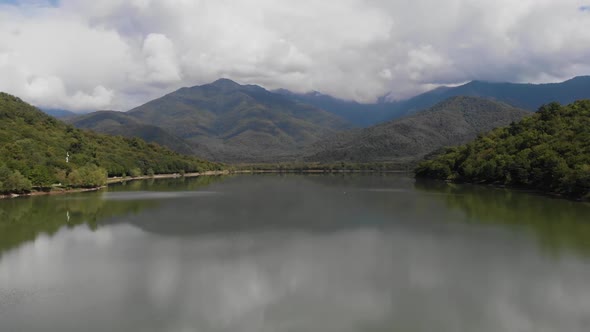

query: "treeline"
xmin=415 ymin=100 xmax=590 ymax=200
xmin=0 ymin=92 xmax=223 ymax=194
xmin=237 ymin=161 xmax=409 ymax=172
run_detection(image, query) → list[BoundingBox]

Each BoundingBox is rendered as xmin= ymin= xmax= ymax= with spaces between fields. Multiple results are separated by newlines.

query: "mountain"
xmin=396 ymin=76 xmax=590 ymax=115
xmin=68 ymin=111 xmax=196 ymax=155
xmin=278 ymin=76 xmax=590 ymax=126
xmin=304 ymin=96 xmax=530 ymax=164
xmin=40 ymin=108 xmax=79 ymax=119
xmin=274 ymin=89 xmax=399 ymax=127
xmin=0 ymin=92 xmax=221 ymax=192
xmin=415 ymin=100 xmax=590 ymax=200
xmin=127 ymin=78 xmax=351 ymax=162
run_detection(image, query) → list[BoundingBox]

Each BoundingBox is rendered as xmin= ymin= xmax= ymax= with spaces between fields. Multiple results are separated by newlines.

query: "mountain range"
xmin=65 ymin=76 xmax=590 ymax=164
xmin=277 ymin=76 xmax=590 ymax=126
xmin=128 ymin=78 xmax=350 ymax=162
xmin=303 ymin=96 xmax=530 ymax=164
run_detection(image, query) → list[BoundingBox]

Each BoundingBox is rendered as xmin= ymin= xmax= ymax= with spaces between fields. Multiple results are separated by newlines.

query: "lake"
xmin=1 ymin=174 xmax=590 ymax=332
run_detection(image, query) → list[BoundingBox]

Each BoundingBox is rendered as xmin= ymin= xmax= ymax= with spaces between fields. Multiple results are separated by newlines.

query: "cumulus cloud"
xmin=142 ymin=33 xmax=182 ymax=84
xmin=0 ymin=0 xmax=589 ymax=111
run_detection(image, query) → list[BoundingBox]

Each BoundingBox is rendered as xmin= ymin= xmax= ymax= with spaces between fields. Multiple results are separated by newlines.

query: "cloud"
xmin=142 ymin=33 xmax=182 ymax=84
xmin=0 ymin=0 xmax=589 ymax=111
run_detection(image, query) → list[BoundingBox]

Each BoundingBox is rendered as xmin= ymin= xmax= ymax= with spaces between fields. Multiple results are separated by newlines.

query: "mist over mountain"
xmin=66 ymin=76 xmax=589 ymax=165
xmin=274 ymin=89 xmax=398 ymax=127
xmin=396 ymin=76 xmax=590 ymax=114
xmin=278 ymin=76 xmax=590 ymax=127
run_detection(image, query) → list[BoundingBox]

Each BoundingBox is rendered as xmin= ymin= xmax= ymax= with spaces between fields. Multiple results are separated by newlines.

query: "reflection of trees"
xmin=0 ymin=193 xmax=154 ymax=255
xmin=415 ymin=179 xmax=590 ymax=256
xmin=109 ymin=175 xmax=228 ymax=192
xmin=0 ymin=176 xmax=227 ymax=255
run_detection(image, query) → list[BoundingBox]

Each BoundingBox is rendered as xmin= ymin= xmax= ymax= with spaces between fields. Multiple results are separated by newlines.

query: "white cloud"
xmin=0 ymin=0 xmax=589 ymax=111
xmin=142 ymin=33 xmax=182 ymax=84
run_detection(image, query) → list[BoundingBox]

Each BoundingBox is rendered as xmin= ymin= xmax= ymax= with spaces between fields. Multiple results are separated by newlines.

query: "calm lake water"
xmin=1 ymin=174 xmax=590 ymax=332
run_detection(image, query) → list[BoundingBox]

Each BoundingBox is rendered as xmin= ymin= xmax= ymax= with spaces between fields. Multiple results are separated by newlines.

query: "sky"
xmin=0 ymin=0 xmax=590 ymax=111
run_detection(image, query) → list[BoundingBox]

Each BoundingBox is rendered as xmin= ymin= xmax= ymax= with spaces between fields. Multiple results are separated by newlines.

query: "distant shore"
xmin=106 ymin=170 xmax=231 ymax=184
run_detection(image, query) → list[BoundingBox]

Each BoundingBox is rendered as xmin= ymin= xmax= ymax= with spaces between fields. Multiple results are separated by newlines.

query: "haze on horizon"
xmin=1 ymin=0 xmax=589 ymax=112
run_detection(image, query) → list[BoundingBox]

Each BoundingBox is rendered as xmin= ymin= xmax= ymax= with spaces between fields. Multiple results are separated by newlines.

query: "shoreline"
xmin=106 ymin=170 xmax=231 ymax=184
xmin=2 ymin=170 xmax=586 ymax=203
xmin=416 ymin=177 xmax=590 ymax=203
xmin=1 ymin=169 xmax=414 ymax=200
xmin=0 ymin=170 xmax=231 ymax=200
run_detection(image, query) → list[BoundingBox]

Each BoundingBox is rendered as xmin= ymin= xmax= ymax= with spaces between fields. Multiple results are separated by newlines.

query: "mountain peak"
xmin=209 ymin=78 xmax=241 ymax=89
xmin=564 ymin=75 xmax=590 ymax=83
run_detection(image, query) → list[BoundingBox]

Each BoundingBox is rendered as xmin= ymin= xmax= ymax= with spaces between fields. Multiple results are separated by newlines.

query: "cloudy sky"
xmin=1 ymin=0 xmax=590 ymax=111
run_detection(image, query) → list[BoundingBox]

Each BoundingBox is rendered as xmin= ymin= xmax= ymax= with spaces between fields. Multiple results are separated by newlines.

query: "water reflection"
xmin=414 ymin=179 xmax=590 ymax=256
xmin=1 ymin=174 xmax=590 ymax=332
xmin=1 ymin=222 xmax=589 ymax=332
xmin=0 ymin=176 xmax=226 ymax=256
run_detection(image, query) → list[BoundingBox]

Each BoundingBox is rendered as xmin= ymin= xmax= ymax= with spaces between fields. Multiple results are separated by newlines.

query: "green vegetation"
xmin=126 ymin=78 xmax=350 ymax=162
xmin=305 ymin=96 xmax=529 ymax=164
xmin=0 ymin=165 xmax=32 ymax=194
xmin=68 ymin=110 xmax=196 ymax=154
xmin=0 ymin=92 xmax=223 ymax=195
xmin=236 ymin=161 xmax=409 ymax=172
xmin=415 ymin=100 xmax=590 ymax=200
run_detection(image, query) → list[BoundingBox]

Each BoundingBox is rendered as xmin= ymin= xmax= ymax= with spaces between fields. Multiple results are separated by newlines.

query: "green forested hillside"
xmin=127 ymin=79 xmax=350 ymax=162
xmin=0 ymin=93 xmax=222 ymax=194
xmin=68 ymin=111 xmax=196 ymax=154
xmin=415 ymin=100 xmax=590 ymax=200
xmin=305 ymin=96 xmax=530 ymax=164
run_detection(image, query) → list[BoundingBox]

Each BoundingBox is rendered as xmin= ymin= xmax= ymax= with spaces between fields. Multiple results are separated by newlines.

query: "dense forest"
xmin=0 ymin=93 xmax=223 ymax=194
xmin=415 ymin=100 xmax=590 ymax=200
xmin=68 ymin=110 xmax=196 ymax=154
xmin=305 ymin=96 xmax=529 ymax=164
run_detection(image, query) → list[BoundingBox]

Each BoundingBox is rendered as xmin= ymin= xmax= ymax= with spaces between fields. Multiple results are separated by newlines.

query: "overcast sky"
xmin=1 ymin=0 xmax=590 ymax=111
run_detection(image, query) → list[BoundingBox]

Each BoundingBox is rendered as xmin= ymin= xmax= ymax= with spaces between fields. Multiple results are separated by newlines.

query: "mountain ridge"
xmin=68 ymin=110 xmax=196 ymax=155
xmin=124 ymin=79 xmax=352 ymax=162
xmin=304 ymin=96 xmax=531 ymax=164
xmin=277 ymin=75 xmax=590 ymax=126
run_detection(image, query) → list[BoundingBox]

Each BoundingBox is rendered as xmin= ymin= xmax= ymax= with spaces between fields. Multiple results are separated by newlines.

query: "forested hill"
xmin=304 ymin=96 xmax=530 ymax=164
xmin=415 ymin=100 xmax=590 ymax=200
xmin=0 ymin=92 xmax=222 ymax=194
xmin=127 ymin=78 xmax=350 ymax=162
xmin=68 ymin=111 xmax=196 ymax=155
